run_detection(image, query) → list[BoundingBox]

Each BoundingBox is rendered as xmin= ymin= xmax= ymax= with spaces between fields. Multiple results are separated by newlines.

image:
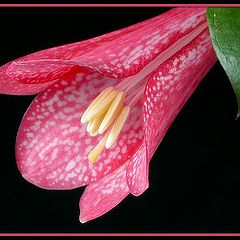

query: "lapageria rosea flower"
xmin=0 ymin=8 xmax=216 ymax=222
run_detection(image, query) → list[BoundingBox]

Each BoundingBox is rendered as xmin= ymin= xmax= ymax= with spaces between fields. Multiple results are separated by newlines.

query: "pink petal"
xmin=15 ymin=8 xmax=206 ymax=189
xmin=126 ymin=143 xmax=149 ymax=196
xmin=0 ymin=63 xmax=58 ymax=95
xmin=127 ymin=29 xmax=217 ymax=195
xmin=144 ymin=29 xmax=217 ymax=153
xmin=7 ymin=60 xmax=77 ymax=84
xmin=79 ymin=27 xmax=216 ymax=218
xmin=79 ymin=161 xmax=130 ymax=223
xmin=6 ymin=8 xmax=206 ymax=87
xmin=16 ymin=69 xmax=143 ymax=189
xmin=74 ymin=8 xmax=206 ymax=79
xmin=0 ymin=13 xmax=154 ymax=95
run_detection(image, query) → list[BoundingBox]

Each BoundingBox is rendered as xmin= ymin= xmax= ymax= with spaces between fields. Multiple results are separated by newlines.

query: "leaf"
xmin=207 ymin=8 xmax=240 ymax=118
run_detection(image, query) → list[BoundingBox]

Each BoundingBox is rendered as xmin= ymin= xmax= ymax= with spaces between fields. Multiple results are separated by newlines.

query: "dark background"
xmin=0 ymin=7 xmax=240 ymax=233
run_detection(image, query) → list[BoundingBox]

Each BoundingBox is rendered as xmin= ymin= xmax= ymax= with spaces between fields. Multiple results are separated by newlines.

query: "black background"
xmin=0 ymin=7 xmax=240 ymax=233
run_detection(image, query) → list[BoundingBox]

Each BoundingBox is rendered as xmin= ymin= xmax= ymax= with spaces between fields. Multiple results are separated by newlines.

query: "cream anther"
xmin=98 ymin=91 xmax=125 ymax=134
xmin=105 ymin=105 xmax=130 ymax=149
xmin=81 ymin=87 xmax=113 ymax=124
xmin=86 ymin=89 xmax=118 ymax=122
xmin=88 ymin=133 xmax=109 ymax=163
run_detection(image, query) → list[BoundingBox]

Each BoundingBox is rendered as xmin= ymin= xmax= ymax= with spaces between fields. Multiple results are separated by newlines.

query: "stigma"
xmin=81 ymin=76 xmax=146 ymax=163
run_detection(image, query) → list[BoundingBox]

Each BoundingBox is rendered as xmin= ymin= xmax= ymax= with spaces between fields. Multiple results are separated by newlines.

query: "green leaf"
xmin=207 ymin=8 xmax=240 ymax=118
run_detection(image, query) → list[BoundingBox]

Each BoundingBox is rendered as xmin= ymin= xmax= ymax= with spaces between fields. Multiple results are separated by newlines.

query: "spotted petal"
xmin=0 ymin=63 xmax=59 ymax=95
xmin=126 ymin=143 xmax=149 ymax=196
xmin=0 ymin=13 xmax=152 ymax=95
xmin=2 ymin=8 xmax=206 ymax=95
xmin=126 ymin=29 xmax=217 ymax=196
xmin=15 ymin=8 xmax=207 ymax=189
xmin=79 ymin=161 xmax=130 ymax=223
xmin=16 ymin=69 xmax=143 ymax=189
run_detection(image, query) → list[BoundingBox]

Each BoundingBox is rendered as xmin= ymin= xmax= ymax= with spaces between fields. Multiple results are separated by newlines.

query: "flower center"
xmin=81 ymin=75 xmax=147 ymax=163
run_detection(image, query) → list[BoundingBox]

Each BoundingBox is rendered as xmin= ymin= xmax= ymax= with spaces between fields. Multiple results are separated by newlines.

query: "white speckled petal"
xmin=1 ymin=14 xmax=154 ymax=95
xmin=74 ymin=8 xmax=206 ymax=79
xmin=79 ymin=161 xmax=130 ymax=223
xmin=16 ymin=69 xmax=143 ymax=189
xmin=126 ymin=29 xmax=217 ymax=196
xmin=126 ymin=143 xmax=149 ymax=196
xmin=6 ymin=8 xmax=218 ymax=223
xmin=0 ymin=63 xmax=59 ymax=95
xmin=2 ymin=8 xmax=206 ymax=95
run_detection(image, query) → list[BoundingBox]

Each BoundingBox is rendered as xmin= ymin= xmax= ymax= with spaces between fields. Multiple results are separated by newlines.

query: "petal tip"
xmin=131 ymin=183 xmax=149 ymax=197
xmin=79 ymin=215 xmax=87 ymax=224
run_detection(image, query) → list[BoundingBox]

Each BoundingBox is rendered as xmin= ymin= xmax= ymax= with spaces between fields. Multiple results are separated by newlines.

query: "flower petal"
xmin=0 ymin=63 xmax=58 ymax=95
xmin=16 ymin=69 xmax=143 ymax=189
xmin=144 ymin=29 xmax=217 ymax=152
xmin=0 ymin=14 xmax=154 ymax=95
xmin=126 ymin=143 xmax=149 ymax=196
xmin=79 ymin=161 xmax=130 ymax=223
xmin=73 ymin=8 xmax=206 ymax=79
xmin=6 ymin=8 xmax=206 ymax=88
xmin=127 ymin=29 xmax=217 ymax=195
xmin=7 ymin=60 xmax=77 ymax=84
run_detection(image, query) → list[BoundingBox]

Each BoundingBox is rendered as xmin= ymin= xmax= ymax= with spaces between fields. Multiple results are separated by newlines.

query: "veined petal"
xmin=126 ymin=29 xmax=217 ymax=195
xmin=126 ymin=143 xmax=149 ymax=196
xmin=79 ymin=161 xmax=130 ymax=223
xmin=75 ymin=8 xmax=206 ymax=79
xmin=7 ymin=60 xmax=77 ymax=84
xmin=16 ymin=69 xmax=143 ymax=189
xmin=0 ymin=63 xmax=59 ymax=95
xmin=4 ymin=8 xmax=206 ymax=91
xmin=0 ymin=12 xmax=156 ymax=95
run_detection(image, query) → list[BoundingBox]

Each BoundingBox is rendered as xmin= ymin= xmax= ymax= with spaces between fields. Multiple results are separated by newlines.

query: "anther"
xmin=81 ymin=87 xmax=113 ymax=124
xmin=98 ymin=91 xmax=125 ymax=134
xmin=86 ymin=89 xmax=118 ymax=122
xmin=88 ymin=132 xmax=109 ymax=164
xmin=105 ymin=105 xmax=130 ymax=149
xmin=87 ymin=115 xmax=104 ymax=135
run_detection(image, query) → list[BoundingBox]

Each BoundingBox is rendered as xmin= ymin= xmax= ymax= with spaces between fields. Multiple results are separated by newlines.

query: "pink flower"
xmin=0 ymin=8 xmax=216 ymax=223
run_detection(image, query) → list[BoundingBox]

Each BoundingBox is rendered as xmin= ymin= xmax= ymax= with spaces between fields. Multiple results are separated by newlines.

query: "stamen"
xmin=98 ymin=91 xmax=125 ymax=134
xmin=86 ymin=89 xmax=118 ymax=122
xmin=123 ymin=75 xmax=148 ymax=93
xmin=105 ymin=105 xmax=130 ymax=149
xmin=87 ymin=115 xmax=104 ymax=135
xmin=88 ymin=132 xmax=109 ymax=163
xmin=90 ymin=130 xmax=98 ymax=137
xmin=115 ymin=77 xmax=133 ymax=91
xmin=87 ymin=120 xmax=95 ymax=133
xmin=128 ymin=87 xmax=145 ymax=107
xmin=81 ymin=87 xmax=113 ymax=124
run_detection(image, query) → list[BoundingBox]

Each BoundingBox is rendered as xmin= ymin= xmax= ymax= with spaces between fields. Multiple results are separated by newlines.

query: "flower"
xmin=0 ymin=8 xmax=216 ymax=223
